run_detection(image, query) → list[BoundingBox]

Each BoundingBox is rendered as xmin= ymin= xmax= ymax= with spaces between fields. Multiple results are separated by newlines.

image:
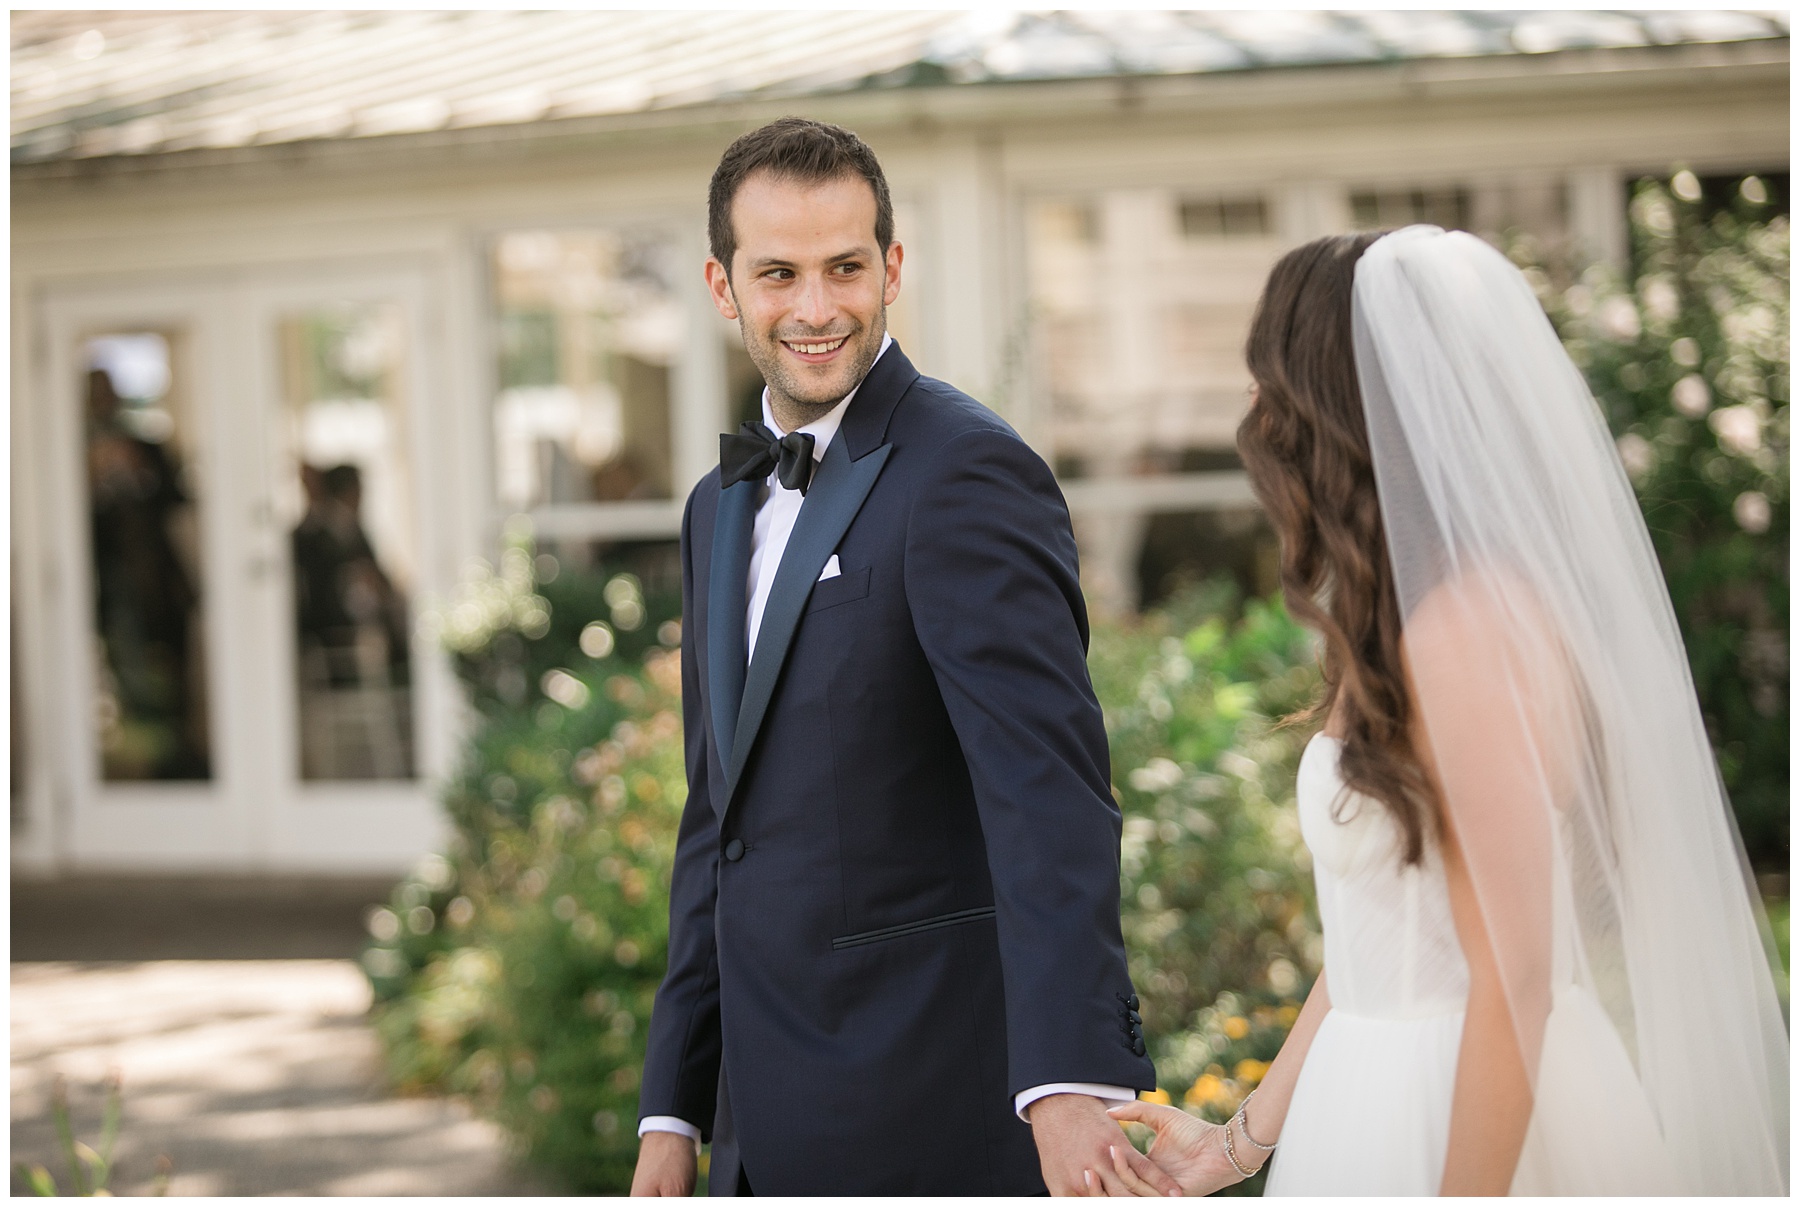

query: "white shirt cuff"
xmin=1015 ymin=1082 xmax=1139 ymax=1122
xmin=637 ymin=1115 xmax=702 ymax=1154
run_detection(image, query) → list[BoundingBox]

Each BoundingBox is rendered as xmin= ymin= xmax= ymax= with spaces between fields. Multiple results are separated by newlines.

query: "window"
xmin=1179 ymin=195 xmax=1269 ymax=239
xmin=492 ymin=229 xmax=684 ymax=511
xmin=1350 ymin=187 xmax=1472 ymax=232
xmin=83 ymin=331 xmax=211 ymax=781
xmin=1026 ymin=190 xmax=1282 ymax=478
xmin=277 ymin=303 xmax=417 ymax=780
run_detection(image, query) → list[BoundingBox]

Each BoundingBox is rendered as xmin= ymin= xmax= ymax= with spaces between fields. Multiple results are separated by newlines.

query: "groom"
xmin=631 ymin=118 xmax=1163 ymax=1196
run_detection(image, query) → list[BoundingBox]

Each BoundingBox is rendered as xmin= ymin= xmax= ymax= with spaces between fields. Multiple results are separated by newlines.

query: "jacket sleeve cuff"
xmin=638 ymin=1115 xmax=703 ymax=1154
xmin=1015 ymin=1082 xmax=1139 ymax=1122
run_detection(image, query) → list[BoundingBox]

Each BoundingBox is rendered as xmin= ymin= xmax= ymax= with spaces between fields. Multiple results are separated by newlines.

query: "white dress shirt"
xmin=742 ymin=333 xmax=890 ymax=660
xmin=640 ymin=334 xmax=1132 ymax=1148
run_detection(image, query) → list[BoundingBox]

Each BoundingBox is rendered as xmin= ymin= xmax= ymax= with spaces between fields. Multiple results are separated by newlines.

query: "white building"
xmin=11 ymin=10 xmax=1788 ymax=875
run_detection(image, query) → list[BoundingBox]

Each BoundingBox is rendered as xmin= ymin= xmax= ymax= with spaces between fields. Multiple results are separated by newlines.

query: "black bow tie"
xmin=720 ymin=421 xmax=817 ymax=495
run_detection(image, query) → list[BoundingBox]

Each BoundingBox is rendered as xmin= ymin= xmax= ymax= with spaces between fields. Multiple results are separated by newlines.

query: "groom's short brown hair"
xmin=707 ymin=117 xmax=894 ymax=276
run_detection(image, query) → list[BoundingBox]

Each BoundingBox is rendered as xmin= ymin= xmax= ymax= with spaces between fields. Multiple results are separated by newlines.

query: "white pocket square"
xmin=818 ymin=555 xmax=842 ymax=582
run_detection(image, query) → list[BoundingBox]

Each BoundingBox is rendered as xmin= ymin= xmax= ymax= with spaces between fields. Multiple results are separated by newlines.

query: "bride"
xmin=1091 ymin=226 xmax=1788 ymax=1196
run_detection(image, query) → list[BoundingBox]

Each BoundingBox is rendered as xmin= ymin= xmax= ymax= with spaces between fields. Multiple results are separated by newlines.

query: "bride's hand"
xmin=1096 ymin=1101 xmax=1252 ymax=1196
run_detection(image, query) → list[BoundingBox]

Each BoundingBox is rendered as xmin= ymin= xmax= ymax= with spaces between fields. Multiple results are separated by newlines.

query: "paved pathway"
xmin=11 ymin=879 xmax=548 ymax=1196
xmin=11 ymin=961 xmax=548 ymax=1196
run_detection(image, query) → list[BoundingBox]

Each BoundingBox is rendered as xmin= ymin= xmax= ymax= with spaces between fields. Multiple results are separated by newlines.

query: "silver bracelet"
xmin=1221 ymin=1115 xmax=1260 ymax=1180
xmin=1233 ymin=1090 xmax=1278 ymax=1152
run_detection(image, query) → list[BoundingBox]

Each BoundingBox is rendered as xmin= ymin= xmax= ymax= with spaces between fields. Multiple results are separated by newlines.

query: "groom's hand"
xmin=1027 ymin=1093 xmax=1180 ymax=1196
xmin=630 ymin=1131 xmax=697 ymax=1196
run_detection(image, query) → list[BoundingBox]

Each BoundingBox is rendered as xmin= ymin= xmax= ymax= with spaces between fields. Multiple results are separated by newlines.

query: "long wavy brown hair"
xmin=1238 ymin=232 xmax=1439 ymax=864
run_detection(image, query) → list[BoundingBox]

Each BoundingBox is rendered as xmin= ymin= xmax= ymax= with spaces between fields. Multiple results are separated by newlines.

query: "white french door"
xmin=35 ymin=263 xmax=456 ymax=872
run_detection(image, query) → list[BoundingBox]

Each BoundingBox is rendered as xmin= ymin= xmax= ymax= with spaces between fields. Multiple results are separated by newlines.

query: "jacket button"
xmin=1131 ymin=1037 xmax=1148 ymax=1058
xmin=724 ymin=839 xmax=745 ymax=862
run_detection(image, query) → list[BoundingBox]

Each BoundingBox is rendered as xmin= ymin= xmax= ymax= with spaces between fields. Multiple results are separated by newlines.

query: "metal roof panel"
xmin=12 ymin=10 xmax=1789 ymax=164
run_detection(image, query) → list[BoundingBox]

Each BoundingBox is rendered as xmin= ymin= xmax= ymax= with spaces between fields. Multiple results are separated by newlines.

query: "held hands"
xmin=629 ymin=1131 xmax=697 ymax=1196
xmin=1094 ymin=1101 xmax=1256 ymax=1197
xmin=1028 ymin=1093 xmax=1182 ymax=1197
xmin=626 ymin=1097 xmax=1258 ymax=1197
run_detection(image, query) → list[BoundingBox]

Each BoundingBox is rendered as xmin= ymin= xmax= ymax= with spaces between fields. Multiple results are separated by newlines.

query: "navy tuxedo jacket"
xmin=638 ymin=345 xmax=1153 ymax=1195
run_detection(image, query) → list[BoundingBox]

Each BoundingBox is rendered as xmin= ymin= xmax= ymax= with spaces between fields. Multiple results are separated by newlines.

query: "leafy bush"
xmin=1094 ymin=585 xmax=1322 ymax=1156
xmin=365 ymin=539 xmax=687 ymax=1192
xmin=431 ymin=529 xmax=680 ymax=724
xmin=1517 ymin=176 xmax=1789 ymax=869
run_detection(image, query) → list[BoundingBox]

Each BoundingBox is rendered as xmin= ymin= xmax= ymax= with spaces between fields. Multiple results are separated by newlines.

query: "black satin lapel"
xmin=707 ymin=480 xmax=757 ymax=775
xmin=724 ymin=439 xmax=893 ymax=801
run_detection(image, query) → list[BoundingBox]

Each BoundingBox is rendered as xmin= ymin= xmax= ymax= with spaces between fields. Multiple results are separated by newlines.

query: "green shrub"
xmin=1518 ymin=177 xmax=1788 ymax=869
xmin=429 ymin=530 xmax=679 ymax=724
xmin=365 ymin=539 xmax=687 ymax=1192
xmin=459 ymin=652 xmax=685 ymax=1189
xmin=1096 ymin=583 xmax=1323 ymax=1197
xmin=1095 ymin=584 xmax=1322 ymax=1104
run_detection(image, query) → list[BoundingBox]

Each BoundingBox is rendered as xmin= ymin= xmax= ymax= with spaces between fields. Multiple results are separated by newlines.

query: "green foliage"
xmin=460 ymin=656 xmax=685 ymax=1190
xmin=1760 ymin=889 xmax=1788 ymax=1035
xmin=13 ymin=1073 xmax=167 ymax=1197
xmin=1097 ymin=583 xmax=1323 ymax=1197
xmin=428 ymin=529 xmax=679 ymax=723
xmin=1095 ymin=583 xmax=1323 ymax=1105
xmin=366 ymin=537 xmax=687 ymax=1193
xmin=1518 ymin=177 xmax=1789 ymax=868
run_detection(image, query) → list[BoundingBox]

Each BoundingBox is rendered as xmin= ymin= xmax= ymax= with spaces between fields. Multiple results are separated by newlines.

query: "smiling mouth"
xmin=781 ymin=336 xmax=848 ymax=357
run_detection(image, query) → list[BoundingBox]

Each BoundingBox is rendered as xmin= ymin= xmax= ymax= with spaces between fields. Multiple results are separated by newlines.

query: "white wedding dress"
xmin=1263 ymin=733 xmax=1679 ymax=1196
xmin=1243 ymin=228 xmax=1784 ymax=1196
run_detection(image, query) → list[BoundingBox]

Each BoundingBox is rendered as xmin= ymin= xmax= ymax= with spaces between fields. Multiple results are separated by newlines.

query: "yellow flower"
xmin=1222 ymin=1016 xmax=1250 ymax=1040
xmin=1140 ymin=1088 xmax=1172 ymax=1105
xmin=1277 ymin=1005 xmax=1300 ymax=1027
xmin=1187 ymin=1072 xmax=1244 ymax=1114
xmin=1234 ymin=1059 xmax=1270 ymax=1084
xmin=1184 ymin=1074 xmax=1224 ymax=1108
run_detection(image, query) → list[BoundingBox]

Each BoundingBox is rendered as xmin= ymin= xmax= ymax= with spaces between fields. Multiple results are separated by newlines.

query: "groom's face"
xmin=706 ymin=170 xmax=903 ymax=417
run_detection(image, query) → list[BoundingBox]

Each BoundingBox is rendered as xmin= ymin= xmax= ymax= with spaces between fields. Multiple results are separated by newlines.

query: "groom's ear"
xmin=706 ymin=256 xmax=740 ymax=321
xmin=882 ymin=239 xmax=903 ymax=308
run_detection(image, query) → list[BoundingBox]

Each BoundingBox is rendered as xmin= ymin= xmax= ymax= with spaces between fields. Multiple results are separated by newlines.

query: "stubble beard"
xmin=745 ymin=306 xmax=887 ymax=431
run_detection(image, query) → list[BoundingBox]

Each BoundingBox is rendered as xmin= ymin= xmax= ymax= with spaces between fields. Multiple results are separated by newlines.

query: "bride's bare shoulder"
xmin=1399 ymin=563 xmax=1562 ymax=665
xmin=1398 ymin=562 xmax=1585 ymax=778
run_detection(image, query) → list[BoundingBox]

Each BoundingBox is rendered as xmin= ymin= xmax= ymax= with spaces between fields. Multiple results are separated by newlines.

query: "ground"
xmin=10 ymin=877 xmax=548 ymax=1196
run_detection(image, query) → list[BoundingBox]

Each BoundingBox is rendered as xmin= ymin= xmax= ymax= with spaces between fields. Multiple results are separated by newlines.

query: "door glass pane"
xmin=277 ymin=303 xmax=416 ymax=781
xmin=84 ymin=331 xmax=212 ymax=780
xmin=492 ymin=229 xmax=683 ymax=510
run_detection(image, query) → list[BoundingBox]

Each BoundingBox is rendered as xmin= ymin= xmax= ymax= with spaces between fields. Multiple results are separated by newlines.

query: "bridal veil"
xmin=1351 ymin=226 xmax=1787 ymax=1194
